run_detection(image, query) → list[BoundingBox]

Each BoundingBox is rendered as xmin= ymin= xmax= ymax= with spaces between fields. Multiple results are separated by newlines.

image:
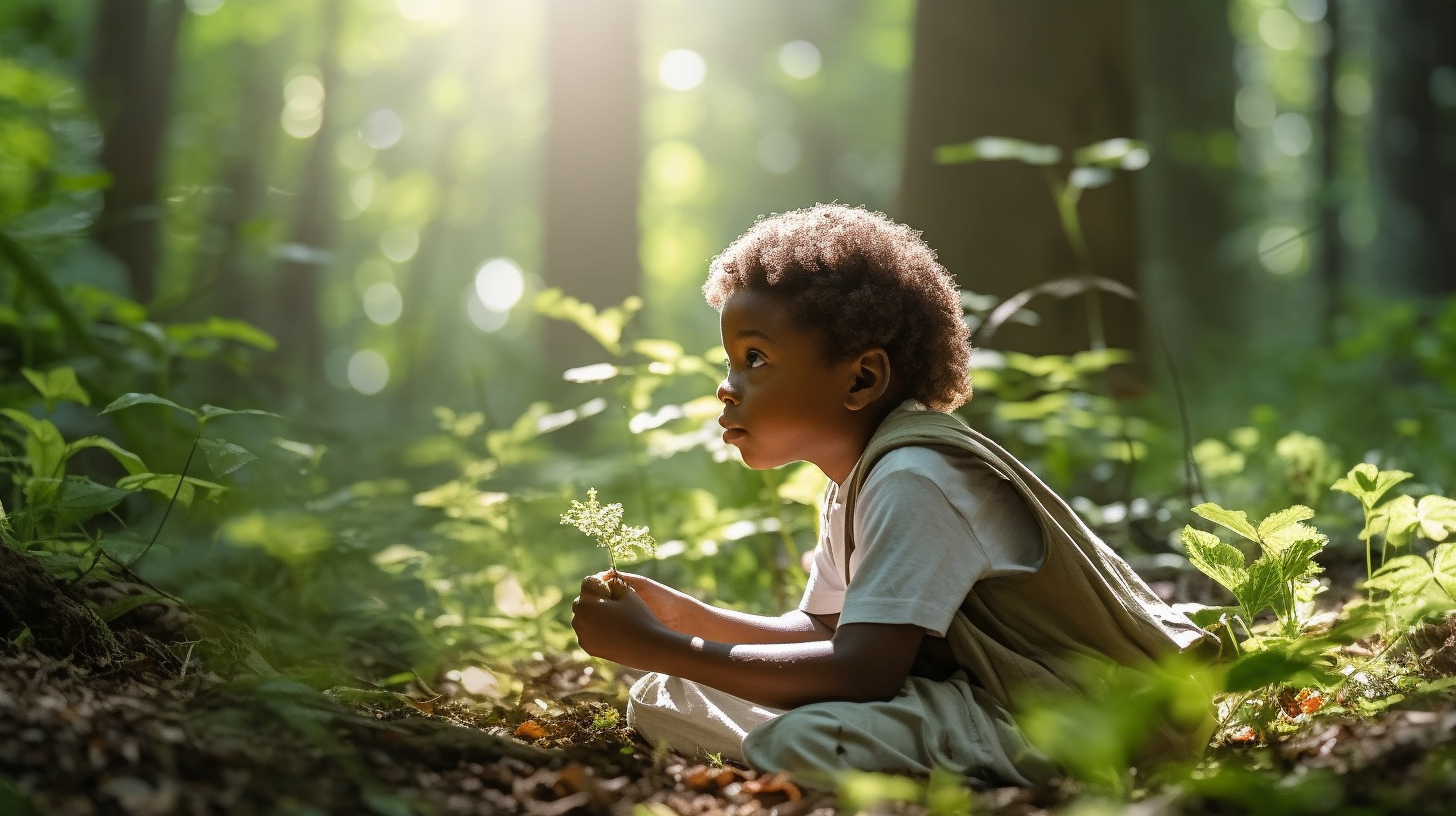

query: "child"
xmin=570 ymin=203 xmax=1213 ymax=784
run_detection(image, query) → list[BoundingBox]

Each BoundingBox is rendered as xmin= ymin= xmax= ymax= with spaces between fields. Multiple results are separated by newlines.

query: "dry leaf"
xmin=514 ymin=720 xmax=547 ymax=740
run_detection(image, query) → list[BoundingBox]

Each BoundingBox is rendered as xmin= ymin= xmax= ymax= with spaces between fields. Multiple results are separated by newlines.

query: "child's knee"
xmin=741 ymin=706 xmax=846 ymax=773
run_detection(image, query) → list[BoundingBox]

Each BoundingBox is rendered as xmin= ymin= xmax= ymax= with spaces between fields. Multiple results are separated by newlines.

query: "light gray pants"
xmin=626 ymin=671 xmax=1054 ymax=786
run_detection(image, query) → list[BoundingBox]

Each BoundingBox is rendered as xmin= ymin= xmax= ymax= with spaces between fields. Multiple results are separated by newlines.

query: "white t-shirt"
xmin=799 ymin=444 xmax=1046 ymax=638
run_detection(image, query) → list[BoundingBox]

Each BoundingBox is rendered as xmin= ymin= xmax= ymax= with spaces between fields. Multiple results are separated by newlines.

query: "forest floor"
xmin=4 ymin=570 xmax=1456 ymax=816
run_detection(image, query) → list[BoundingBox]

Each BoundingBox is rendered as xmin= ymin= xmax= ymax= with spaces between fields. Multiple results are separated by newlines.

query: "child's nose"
xmin=716 ymin=377 xmax=738 ymax=405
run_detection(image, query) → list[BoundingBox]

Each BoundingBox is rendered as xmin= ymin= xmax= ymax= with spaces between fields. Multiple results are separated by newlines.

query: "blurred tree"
xmin=84 ymin=0 xmax=187 ymax=304
xmin=1372 ymin=0 xmax=1456 ymax=297
xmin=272 ymin=0 xmax=344 ymax=381
xmin=542 ymin=0 xmax=642 ymax=371
xmin=1133 ymin=0 xmax=1241 ymax=362
xmin=898 ymin=0 xmax=1138 ymax=357
xmin=1316 ymin=0 xmax=1343 ymax=341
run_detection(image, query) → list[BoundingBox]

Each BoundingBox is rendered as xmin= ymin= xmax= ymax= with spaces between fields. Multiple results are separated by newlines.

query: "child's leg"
xmin=627 ymin=672 xmax=786 ymax=765
xmin=740 ymin=672 xmax=1056 ymax=786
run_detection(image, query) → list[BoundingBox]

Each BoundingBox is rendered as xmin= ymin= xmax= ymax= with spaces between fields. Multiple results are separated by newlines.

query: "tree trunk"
xmin=1317 ymin=0 xmax=1343 ymax=342
xmin=84 ymin=0 xmax=187 ymax=305
xmin=542 ymin=0 xmax=642 ymax=372
xmin=0 ymin=547 xmax=123 ymax=670
xmin=272 ymin=0 xmax=344 ymax=380
xmin=898 ymin=0 xmax=1138 ymax=356
xmin=1371 ymin=0 xmax=1456 ymax=297
xmin=1132 ymin=0 xmax=1240 ymax=363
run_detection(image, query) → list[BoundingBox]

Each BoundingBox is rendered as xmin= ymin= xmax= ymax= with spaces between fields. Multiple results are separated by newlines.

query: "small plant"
xmin=560 ymin=488 xmax=656 ymax=577
xmin=1332 ymin=462 xmax=1456 ymax=583
xmin=1181 ymin=502 xmax=1327 ymax=641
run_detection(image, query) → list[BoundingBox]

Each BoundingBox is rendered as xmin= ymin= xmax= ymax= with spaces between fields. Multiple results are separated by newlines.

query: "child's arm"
xmin=573 ymin=576 xmax=923 ymax=709
xmin=611 ymin=571 xmax=835 ymax=645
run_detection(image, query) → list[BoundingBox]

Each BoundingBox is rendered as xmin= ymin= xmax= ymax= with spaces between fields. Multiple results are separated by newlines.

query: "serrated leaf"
xmin=64 ymin=436 xmax=147 ymax=475
xmin=1273 ymin=538 xmax=1324 ymax=584
xmin=1257 ymin=506 xmax=1315 ymax=540
xmin=1430 ymin=543 xmax=1456 ymax=602
xmin=22 ymin=366 xmax=90 ymax=411
xmin=1364 ymin=554 xmax=1434 ymax=599
xmin=24 ymin=477 xmax=133 ymax=528
xmin=1331 ymin=463 xmax=1412 ymax=508
xmin=1192 ymin=503 xmax=1259 ymax=543
xmin=1262 ymin=522 xmax=1327 ymax=556
xmin=1375 ymin=495 xmax=1421 ymax=550
xmin=101 ymin=393 xmax=198 ymax=418
xmin=1235 ymin=559 xmax=1284 ymax=622
xmin=198 ymin=438 xmax=257 ymax=477
xmin=1222 ymin=642 xmax=1336 ymax=693
xmin=1181 ymin=526 xmax=1248 ymax=594
xmin=1416 ymin=496 xmax=1456 ymax=543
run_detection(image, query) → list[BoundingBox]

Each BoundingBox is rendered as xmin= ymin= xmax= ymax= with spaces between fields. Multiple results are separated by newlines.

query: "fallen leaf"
xmin=1296 ymin=688 xmax=1324 ymax=715
xmin=515 ymin=720 xmax=547 ymax=740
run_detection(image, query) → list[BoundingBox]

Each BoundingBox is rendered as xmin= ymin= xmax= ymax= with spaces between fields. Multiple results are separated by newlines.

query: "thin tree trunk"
xmin=1372 ymin=0 xmax=1456 ymax=297
xmin=85 ymin=0 xmax=187 ymax=305
xmin=1317 ymin=0 xmax=1343 ymax=342
xmin=542 ymin=0 xmax=641 ymax=372
xmin=898 ymin=0 xmax=1138 ymax=357
xmin=273 ymin=0 xmax=344 ymax=378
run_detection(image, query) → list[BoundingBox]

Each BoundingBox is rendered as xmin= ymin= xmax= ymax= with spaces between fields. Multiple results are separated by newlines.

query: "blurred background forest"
xmin=4 ymin=0 xmax=1456 ymax=684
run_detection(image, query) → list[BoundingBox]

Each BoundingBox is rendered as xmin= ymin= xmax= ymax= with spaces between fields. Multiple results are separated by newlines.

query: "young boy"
xmin=570 ymin=204 xmax=1212 ymax=784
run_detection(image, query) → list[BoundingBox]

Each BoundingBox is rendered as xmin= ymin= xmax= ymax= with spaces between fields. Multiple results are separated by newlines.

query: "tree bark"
xmin=542 ymin=0 xmax=642 ymax=371
xmin=0 ymin=547 xmax=123 ymax=670
xmin=1372 ymin=0 xmax=1456 ymax=297
xmin=84 ymin=0 xmax=188 ymax=305
xmin=898 ymin=0 xmax=1138 ymax=356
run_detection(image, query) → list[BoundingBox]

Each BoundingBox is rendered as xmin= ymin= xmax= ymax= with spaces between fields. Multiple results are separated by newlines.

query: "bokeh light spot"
xmin=281 ymin=73 xmax=324 ymax=139
xmin=1235 ymin=86 xmax=1276 ymax=129
xmin=1272 ymin=112 xmax=1313 ymax=156
xmin=1258 ymin=9 xmax=1301 ymax=52
xmin=474 ymin=258 xmax=525 ymax=312
xmin=363 ymin=283 xmax=403 ymax=325
xmin=347 ymin=350 xmax=390 ymax=395
xmin=380 ymin=226 xmax=419 ymax=262
xmin=757 ymin=131 xmax=800 ymax=174
xmin=645 ymin=140 xmax=706 ymax=200
xmin=467 ymin=287 xmax=509 ymax=333
xmin=1258 ymin=226 xmax=1306 ymax=274
xmin=362 ymin=109 xmax=404 ymax=149
xmin=659 ymin=49 xmax=706 ymax=91
xmin=1335 ymin=74 xmax=1371 ymax=116
xmin=185 ymin=0 xmax=224 ymax=16
xmin=778 ymin=41 xmax=821 ymax=79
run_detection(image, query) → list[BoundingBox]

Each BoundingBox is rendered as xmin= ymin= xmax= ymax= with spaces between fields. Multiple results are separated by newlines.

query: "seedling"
xmin=560 ymin=488 xmax=656 ymax=579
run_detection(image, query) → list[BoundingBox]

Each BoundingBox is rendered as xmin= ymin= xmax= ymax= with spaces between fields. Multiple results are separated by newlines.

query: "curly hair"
xmin=703 ymin=203 xmax=973 ymax=411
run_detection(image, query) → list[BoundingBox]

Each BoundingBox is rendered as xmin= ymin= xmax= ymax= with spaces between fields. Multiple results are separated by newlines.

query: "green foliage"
xmin=560 ymin=488 xmax=657 ymax=573
xmin=836 ymin=767 xmax=974 ymax=816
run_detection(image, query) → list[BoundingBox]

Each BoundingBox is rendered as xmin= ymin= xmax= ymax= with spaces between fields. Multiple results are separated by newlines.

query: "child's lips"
xmin=719 ymin=417 xmax=746 ymax=444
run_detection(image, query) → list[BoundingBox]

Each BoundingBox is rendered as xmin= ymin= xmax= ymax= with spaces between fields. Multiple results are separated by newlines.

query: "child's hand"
xmin=570 ymin=573 xmax=666 ymax=666
xmin=609 ymin=571 xmax=695 ymax=632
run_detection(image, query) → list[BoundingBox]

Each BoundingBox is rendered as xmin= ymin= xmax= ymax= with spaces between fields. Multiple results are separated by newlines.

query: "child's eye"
xmin=745 ymin=350 xmax=765 ymax=368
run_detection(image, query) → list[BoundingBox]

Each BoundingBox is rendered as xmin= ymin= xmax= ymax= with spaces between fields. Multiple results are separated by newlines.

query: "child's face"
xmin=716 ymin=289 xmax=864 ymax=479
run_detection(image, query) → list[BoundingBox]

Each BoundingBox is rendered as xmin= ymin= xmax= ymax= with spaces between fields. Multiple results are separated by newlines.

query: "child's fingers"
xmin=579 ymin=574 xmax=614 ymax=599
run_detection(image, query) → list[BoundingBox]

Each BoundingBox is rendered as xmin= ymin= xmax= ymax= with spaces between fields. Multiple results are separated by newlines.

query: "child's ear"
xmin=844 ymin=348 xmax=891 ymax=410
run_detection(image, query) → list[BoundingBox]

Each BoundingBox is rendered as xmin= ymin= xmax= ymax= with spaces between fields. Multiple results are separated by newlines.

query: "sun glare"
xmin=658 ymin=49 xmax=706 ymax=91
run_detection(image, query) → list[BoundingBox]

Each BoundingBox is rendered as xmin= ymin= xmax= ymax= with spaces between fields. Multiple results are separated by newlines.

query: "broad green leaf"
xmin=1375 ymin=495 xmax=1421 ymax=549
xmin=98 ymin=531 xmax=151 ymax=567
xmin=101 ymin=393 xmax=198 ymax=418
xmin=1331 ymin=463 xmax=1411 ymax=508
xmin=23 ymin=478 xmax=133 ymax=528
xmin=1415 ymin=496 xmax=1456 ymax=543
xmin=116 ymin=473 xmax=228 ymax=507
xmin=1180 ymin=526 xmax=1247 ymax=594
xmin=1430 ymin=542 xmax=1456 ymax=602
xmin=1235 ymin=559 xmax=1284 ymax=622
xmin=64 ymin=436 xmax=147 ymax=475
xmin=1364 ymin=554 xmax=1433 ymax=599
xmin=198 ymin=438 xmax=257 ymax=477
xmin=22 ymin=366 xmax=89 ymax=411
xmin=201 ymin=317 xmax=278 ymax=350
xmin=1261 ymin=522 xmax=1327 ymax=556
xmin=534 ymin=288 xmax=639 ymax=355
xmin=631 ymin=338 xmax=683 ymax=362
xmin=198 ymin=404 xmax=282 ymax=423
xmin=1257 ymin=506 xmax=1315 ymax=540
xmin=1273 ymin=538 xmax=1324 ymax=584
xmin=1 ymin=409 xmax=65 ymax=479
xmin=1192 ymin=503 xmax=1259 ymax=543
xmin=1222 ymin=642 xmax=1337 ymax=693
xmin=95 ymin=591 xmax=164 ymax=622
xmin=933 ymin=136 xmax=1062 ymax=166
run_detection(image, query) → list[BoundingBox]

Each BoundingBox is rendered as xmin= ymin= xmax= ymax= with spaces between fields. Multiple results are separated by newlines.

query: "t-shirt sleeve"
xmin=836 ymin=470 xmax=995 ymax=637
xmin=798 ymin=483 xmax=847 ymax=616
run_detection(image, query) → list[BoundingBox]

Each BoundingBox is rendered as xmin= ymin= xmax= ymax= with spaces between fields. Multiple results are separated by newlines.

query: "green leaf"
xmin=1416 ymin=496 xmax=1456 ymax=543
xmin=1222 ymin=642 xmax=1337 ymax=693
xmin=534 ymin=288 xmax=640 ymax=355
xmin=100 ymin=393 xmax=198 ymax=418
xmin=21 ymin=366 xmax=89 ymax=411
xmin=198 ymin=404 xmax=282 ymax=424
xmin=1234 ymin=559 xmax=1284 ymax=622
xmin=1430 ymin=543 xmax=1456 ymax=602
xmin=1364 ymin=554 xmax=1434 ymax=599
xmin=1273 ymin=538 xmax=1324 ymax=584
xmin=116 ymin=473 xmax=228 ymax=507
xmin=23 ymin=478 xmax=133 ymax=528
xmin=1180 ymin=526 xmax=1247 ymax=594
xmin=1 ymin=409 xmax=66 ymax=479
xmin=1331 ymin=463 xmax=1412 ymax=508
xmin=932 ymin=136 xmax=1062 ymax=166
xmin=98 ymin=532 xmax=151 ymax=567
xmin=63 ymin=436 xmax=147 ymax=475
xmin=1261 ymin=522 xmax=1327 ymax=556
xmin=1071 ymin=137 xmax=1150 ymax=169
xmin=198 ymin=438 xmax=257 ymax=477
xmin=1191 ymin=503 xmax=1259 ymax=543
xmin=94 ymin=591 xmax=164 ymax=622
xmin=1257 ymin=505 xmax=1315 ymax=540
xmin=201 ymin=317 xmax=278 ymax=350
xmin=1373 ymin=495 xmax=1421 ymax=549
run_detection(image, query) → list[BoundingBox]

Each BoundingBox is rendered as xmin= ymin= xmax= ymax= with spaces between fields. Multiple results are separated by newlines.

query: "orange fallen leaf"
xmin=741 ymin=773 xmax=801 ymax=802
xmin=1296 ymin=688 xmax=1324 ymax=715
xmin=514 ymin=719 xmax=547 ymax=740
xmin=1227 ymin=725 xmax=1258 ymax=745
